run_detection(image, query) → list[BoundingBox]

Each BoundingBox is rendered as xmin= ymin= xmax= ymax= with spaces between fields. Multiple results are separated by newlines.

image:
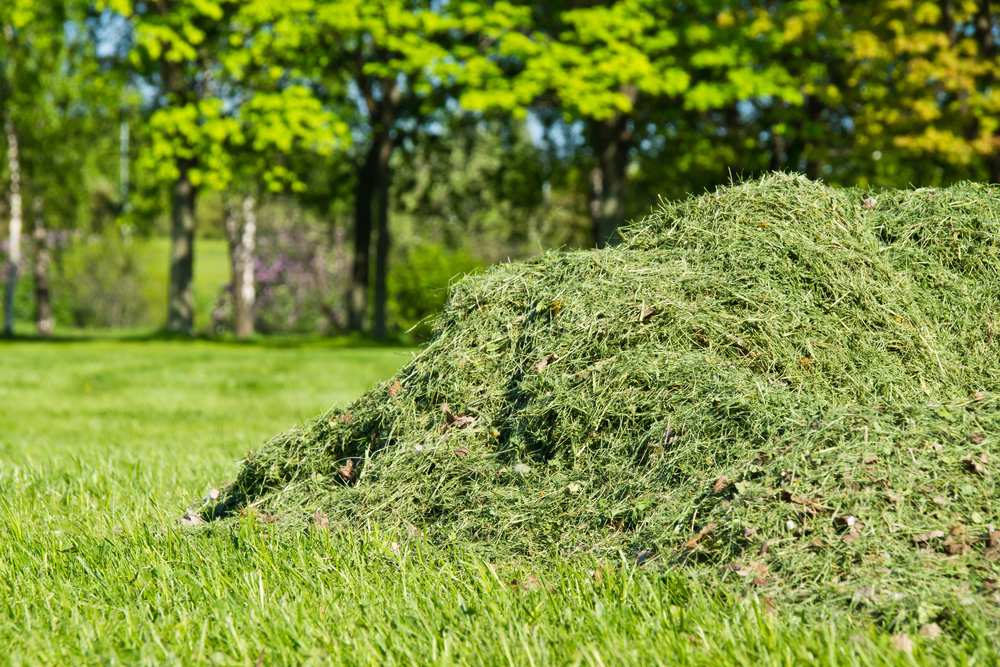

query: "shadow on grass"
xmin=0 ymin=327 xmax=418 ymax=349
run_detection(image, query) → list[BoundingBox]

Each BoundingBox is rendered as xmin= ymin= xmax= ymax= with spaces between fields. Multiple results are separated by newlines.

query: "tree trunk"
xmin=225 ymin=194 xmax=257 ymax=339
xmin=988 ymin=155 xmax=1000 ymax=185
xmin=3 ymin=120 xmax=21 ymax=337
xmin=348 ymin=147 xmax=377 ymax=332
xmin=589 ymin=113 xmax=632 ymax=249
xmin=167 ymin=162 xmax=196 ymax=334
xmin=588 ymin=165 xmax=603 ymax=247
xmin=32 ymin=197 xmax=53 ymax=337
xmin=372 ymin=132 xmax=394 ymax=340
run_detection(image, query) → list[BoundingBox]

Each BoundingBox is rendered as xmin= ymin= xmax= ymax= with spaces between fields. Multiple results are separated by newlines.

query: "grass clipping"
xmin=220 ymin=173 xmax=1000 ymax=614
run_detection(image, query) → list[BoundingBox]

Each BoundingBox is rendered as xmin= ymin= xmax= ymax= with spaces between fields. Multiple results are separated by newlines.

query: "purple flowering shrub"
xmin=211 ymin=223 xmax=350 ymax=335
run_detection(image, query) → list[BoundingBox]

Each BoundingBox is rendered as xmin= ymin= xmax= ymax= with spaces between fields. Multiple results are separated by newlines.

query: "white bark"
xmin=239 ymin=194 xmax=256 ymax=314
xmin=225 ymin=194 xmax=256 ymax=338
xmin=4 ymin=119 xmax=21 ymax=335
xmin=5 ymin=120 xmax=21 ymax=265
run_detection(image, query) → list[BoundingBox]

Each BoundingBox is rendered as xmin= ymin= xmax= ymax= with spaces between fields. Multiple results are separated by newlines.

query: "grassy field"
xmin=0 ymin=341 xmax=995 ymax=665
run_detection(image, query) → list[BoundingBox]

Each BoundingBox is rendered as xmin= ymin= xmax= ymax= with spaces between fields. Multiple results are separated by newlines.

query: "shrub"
xmin=53 ymin=230 xmax=152 ymax=328
xmin=388 ymin=243 xmax=483 ymax=337
xmin=211 ymin=222 xmax=349 ymax=335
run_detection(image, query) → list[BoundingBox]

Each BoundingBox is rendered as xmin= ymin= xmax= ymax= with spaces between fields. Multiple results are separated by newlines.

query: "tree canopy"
xmin=4 ymin=0 xmax=1000 ymax=336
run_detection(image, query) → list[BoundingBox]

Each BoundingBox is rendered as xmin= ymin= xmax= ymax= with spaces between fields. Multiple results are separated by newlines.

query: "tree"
xmin=461 ymin=0 xmax=813 ymax=246
xmin=223 ymin=86 xmax=344 ymax=338
xmin=103 ymin=0 xmax=343 ymax=334
xmin=847 ymin=0 xmax=1000 ymax=184
xmin=1 ymin=0 xmax=75 ymax=336
xmin=265 ymin=0 xmax=464 ymax=337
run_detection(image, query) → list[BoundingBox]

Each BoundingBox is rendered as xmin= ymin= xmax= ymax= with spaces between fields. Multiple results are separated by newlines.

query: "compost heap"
xmin=216 ymin=173 xmax=1000 ymax=614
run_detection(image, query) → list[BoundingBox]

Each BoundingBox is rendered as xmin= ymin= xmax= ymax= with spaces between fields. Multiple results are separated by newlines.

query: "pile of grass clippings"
xmin=212 ymin=173 xmax=1000 ymax=624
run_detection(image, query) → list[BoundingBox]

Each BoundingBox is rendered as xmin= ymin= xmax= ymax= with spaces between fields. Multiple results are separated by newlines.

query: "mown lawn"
xmin=0 ymin=341 xmax=995 ymax=665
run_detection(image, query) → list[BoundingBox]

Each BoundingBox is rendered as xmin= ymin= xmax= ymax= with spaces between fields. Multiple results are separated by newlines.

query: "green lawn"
xmin=0 ymin=341 xmax=994 ymax=665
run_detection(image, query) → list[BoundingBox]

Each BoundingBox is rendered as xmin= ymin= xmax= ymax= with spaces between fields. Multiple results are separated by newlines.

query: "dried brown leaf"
xmin=178 ymin=510 xmax=203 ymax=527
xmin=454 ymin=447 xmax=469 ymax=458
xmin=730 ymin=560 xmax=769 ymax=577
xmin=639 ymin=308 xmax=659 ymax=322
xmin=450 ymin=415 xmax=476 ymax=429
xmin=510 ymin=574 xmax=543 ymax=592
xmin=943 ymin=525 xmax=969 ymax=554
xmin=441 ymin=404 xmax=476 ymax=432
xmin=683 ymin=523 xmax=717 ymax=549
xmin=338 ymin=459 xmax=354 ymax=482
xmin=933 ymin=495 xmax=950 ymax=506
xmin=889 ymin=633 xmax=913 ymax=654
xmin=969 ymin=432 xmax=986 ymax=444
xmin=782 ymin=490 xmax=825 ymax=516
xmin=725 ymin=333 xmax=749 ymax=354
xmin=919 ymin=623 xmax=942 ymax=640
xmin=913 ymin=530 xmax=946 ymax=545
xmin=388 ymin=381 xmax=402 ymax=398
xmin=713 ymin=477 xmax=729 ymax=494
xmin=533 ymin=354 xmax=558 ymax=372
xmin=311 ymin=509 xmax=329 ymax=531
xmin=590 ymin=563 xmax=611 ymax=584
xmin=963 ymin=455 xmax=987 ymax=475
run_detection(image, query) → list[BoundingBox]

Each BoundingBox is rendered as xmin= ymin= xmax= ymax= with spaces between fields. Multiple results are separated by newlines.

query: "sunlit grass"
xmin=0 ymin=341 xmax=995 ymax=665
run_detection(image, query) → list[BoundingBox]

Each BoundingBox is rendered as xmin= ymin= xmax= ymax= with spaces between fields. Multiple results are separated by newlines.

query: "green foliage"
xmin=460 ymin=0 xmax=805 ymax=123
xmin=388 ymin=243 xmax=483 ymax=338
xmin=847 ymin=0 xmax=1000 ymax=183
xmin=392 ymin=116 xmax=589 ymax=258
xmin=1 ymin=0 xmax=126 ymax=232
xmin=104 ymin=0 xmax=347 ymax=195
xmin=53 ymin=230 xmax=152 ymax=328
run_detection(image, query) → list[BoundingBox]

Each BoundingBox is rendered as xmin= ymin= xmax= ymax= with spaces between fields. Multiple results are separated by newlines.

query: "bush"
xmin=53 ymin=230 xmax=152 ymax=328
xmin=211 ymin=221 xmax=350 ymax=335
xmin=388 ymin=243 xmax=483 ymax=338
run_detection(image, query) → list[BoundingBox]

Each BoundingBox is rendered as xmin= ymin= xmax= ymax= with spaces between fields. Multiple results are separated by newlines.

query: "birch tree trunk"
xmin=32 ymin=197 xmax=53 ymax=337
xmin=225 ymin=194 xmax=256 ymax=339
xmin=3 ymin=120 xmax=21 ymax=336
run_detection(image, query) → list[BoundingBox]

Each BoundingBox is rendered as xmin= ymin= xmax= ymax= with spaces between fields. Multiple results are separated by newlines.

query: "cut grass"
xmin=220 ymin=175 xmax=1000 ymax=631
xmin=0 ymin=340 xmax=997 ymax=664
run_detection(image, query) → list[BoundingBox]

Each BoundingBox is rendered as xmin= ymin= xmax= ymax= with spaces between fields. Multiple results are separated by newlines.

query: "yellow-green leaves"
xmin=106 ymin=0 xmax=349 ymax=195
xmin=849 ymin=1 xmax=1000 ymax=177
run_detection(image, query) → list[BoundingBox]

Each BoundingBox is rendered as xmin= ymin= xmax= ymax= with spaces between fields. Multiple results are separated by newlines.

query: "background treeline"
xmin=2 ymin=0 xmax=999 ymax=339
